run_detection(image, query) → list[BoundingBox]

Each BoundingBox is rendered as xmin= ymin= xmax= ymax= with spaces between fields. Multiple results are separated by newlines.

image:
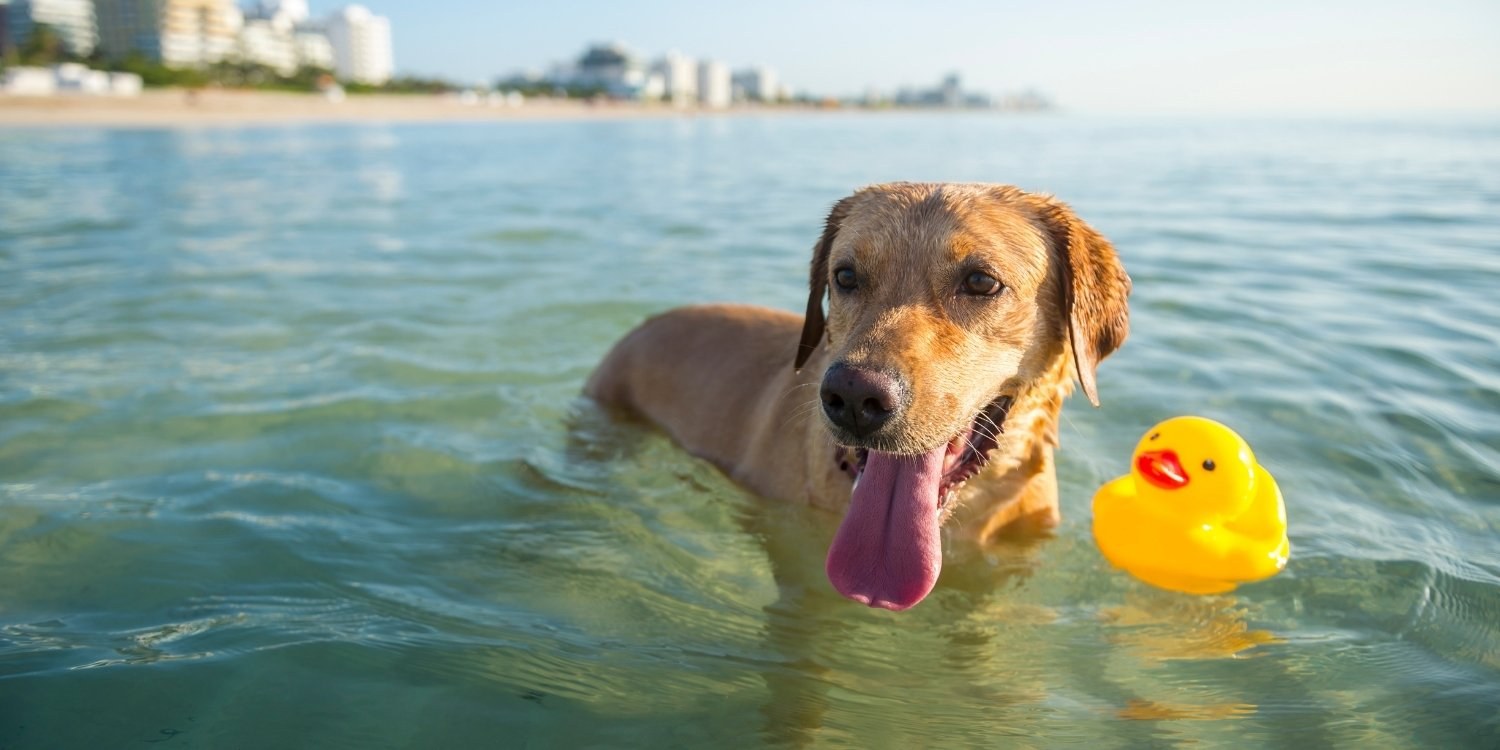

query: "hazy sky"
xmin=304 ymin=0 xmax=1500 ymax=114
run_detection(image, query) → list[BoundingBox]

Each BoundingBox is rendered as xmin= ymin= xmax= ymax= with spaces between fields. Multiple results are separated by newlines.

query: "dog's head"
xmin=796 ymin=182 xmax=1130 ymax=610
xmin=797 ymin=182 xmax=1130 ymax=445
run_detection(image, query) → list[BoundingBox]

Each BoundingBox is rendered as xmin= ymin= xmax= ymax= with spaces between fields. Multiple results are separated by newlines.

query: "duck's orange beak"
xmin=1137 ymin=450 xmax=1189 ymax=489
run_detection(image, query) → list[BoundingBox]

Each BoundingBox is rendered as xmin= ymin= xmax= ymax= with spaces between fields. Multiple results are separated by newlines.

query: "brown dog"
xmin=586 ymin=182 xmax=1130 ymax=610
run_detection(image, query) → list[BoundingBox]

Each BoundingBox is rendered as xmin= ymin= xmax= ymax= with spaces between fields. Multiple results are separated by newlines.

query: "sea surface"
xmin=1 ymin=113 xmax=1497 ymax=748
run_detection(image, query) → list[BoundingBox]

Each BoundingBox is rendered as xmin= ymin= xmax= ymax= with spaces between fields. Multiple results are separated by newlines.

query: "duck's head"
xmin=1131 ymin=416 xmax=1257 ymax=520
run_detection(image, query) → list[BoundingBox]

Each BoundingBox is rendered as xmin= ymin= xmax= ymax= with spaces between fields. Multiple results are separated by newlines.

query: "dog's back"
xmin=586 ymin=182 xmax=1129 ymax=609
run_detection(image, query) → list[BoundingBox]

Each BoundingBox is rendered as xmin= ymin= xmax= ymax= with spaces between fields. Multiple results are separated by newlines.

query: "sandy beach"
xmin=0 ymin=88 xmax=789 ymax=128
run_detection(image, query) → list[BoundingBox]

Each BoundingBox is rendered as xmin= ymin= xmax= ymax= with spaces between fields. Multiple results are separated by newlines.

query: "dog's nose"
xmin=821 ymin=364 xmax=900 ymax=438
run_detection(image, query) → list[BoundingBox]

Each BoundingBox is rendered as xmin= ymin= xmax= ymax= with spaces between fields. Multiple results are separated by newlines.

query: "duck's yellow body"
xmin=1092 ymin=416 xmax=1289 ymax=594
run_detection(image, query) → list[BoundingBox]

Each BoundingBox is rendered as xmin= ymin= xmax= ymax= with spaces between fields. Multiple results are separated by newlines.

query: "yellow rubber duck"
xmin=1092 ymin=416 xmax=1289 ymax=594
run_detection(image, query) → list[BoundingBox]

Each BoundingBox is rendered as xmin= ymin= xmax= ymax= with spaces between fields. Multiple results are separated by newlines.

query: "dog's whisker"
xmin=975 ymin=413 xmax=1000 ymax=435
xmin=971 ymin=417 xmax=1000 ymax=444
xmin=1059 ymin=409 xmax=1080 ymax=438
xmin=978 ymin=409 xmax=1003 ymax=433
xmin=784 ymin=398 xmax=818 ymax=419
xmin=778 ymin=399 xmax=823 ymax=431
xmin=787 ymin=408 xmax=821 ymax=431
xmin=776 ymin=381 xmax=822 ymax=405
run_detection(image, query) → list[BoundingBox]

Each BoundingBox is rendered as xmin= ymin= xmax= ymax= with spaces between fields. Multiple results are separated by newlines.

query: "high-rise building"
xmin=940 ymin=73 xmax=961 ymax=107
xmin=237 ymin=17 xmax=293 ymax=74
xmin=574 ymin=42 xmax=640 ymax=94
xmin=237 ymin=0 xmax=330 ymax=75
xmin=7 ymin=0 xmax=97 ymax=57
xmin=696 ymin=59 xmax=730 ymax=109
xmin=260 ymin=0 xmax=308 ymax=29
xmin=733 ymin=66 xmax=779 ymax=103
xmin=0 ymin=2 xmax=11 ymax=59
xmin=94 ymin=0 xmax=242 ymax=67
xmin=292 ymin=28 xmax=332 ymax=71
xmin=652 ymin=50 xmax=696 ymax=104
xmin=325 ymin=5 xmax=392 ymax=85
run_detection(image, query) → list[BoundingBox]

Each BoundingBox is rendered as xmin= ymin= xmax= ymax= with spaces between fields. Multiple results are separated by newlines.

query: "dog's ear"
xmin=1034 ymin=197 xmax=1131 ymax=406
xmin=795 ymin=196 xmax=855 ymax=370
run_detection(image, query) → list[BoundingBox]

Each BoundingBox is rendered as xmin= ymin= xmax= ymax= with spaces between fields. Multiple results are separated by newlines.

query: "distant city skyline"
xmin=293 ymin=0 xmax=1500 ymax=114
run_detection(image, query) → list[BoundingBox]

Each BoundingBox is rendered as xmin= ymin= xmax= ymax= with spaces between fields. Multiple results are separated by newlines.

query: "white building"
xmin=236 ymin=1 xmax=332 ymax=75
xmin=733 ymin=66 xmax=779 ymax=103
xmin=237 ymin=18 xmax=295 ymax=74
xmin=639 ymin=70 xmax=665 ymax=101
xmin=260 ymin=0 xmax=308 ymax=30
xmin=108 ymin=70 xmax=143 ymax=95
xmin=7 ymin=0 xmax=97 ymax=57
xmin=325 ymin=4 xmax=392 ymax=85
xmin=696 ymin=59 xmax=730 ymax=109
xmin=573 ymin=42 xmax=643 ymax=96
xmin=0 ymin=63 xmax=141 ymax=96
xmin=94 ymin=0 xmax=242 ymax=68
xmin=2 ymin=65 xmax=57 ymax=95
xmin=651 ymin=50 xmax=696 ymax=105
xmin=160 ymin=0 xmax=242 ymax=67
xmin=292 ymin=29 xmax=332 ymax=71
xmin=53 ymin=60 xmax=108 ymax=92
xmin=940 ymin=73 xmax=961 ymax=107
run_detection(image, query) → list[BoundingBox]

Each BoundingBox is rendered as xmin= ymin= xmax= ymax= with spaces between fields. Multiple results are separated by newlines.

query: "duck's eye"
xmin=962 ymin=271 xmax=1004 ymax=296
xmin=1149 ymin=433 xmax=1160 ymax=441
xmin=1202 ymin=459 xmax=1216 ymax=471
xmin=834 ymin=267 xmax=857 ymax=291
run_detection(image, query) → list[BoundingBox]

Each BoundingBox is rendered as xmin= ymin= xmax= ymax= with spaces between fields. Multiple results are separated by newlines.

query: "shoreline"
xmin=0 ymin=88 xmax=892 ymax=128
xmin=4 ymin=91 xmax=1490 ymax=130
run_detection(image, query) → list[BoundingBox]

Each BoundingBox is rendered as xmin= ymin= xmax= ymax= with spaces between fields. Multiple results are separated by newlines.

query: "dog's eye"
xmin=962 ymin=271 xmax=1003 ymax=296
xmin=834 ymin=267 xmax=858 ymax=291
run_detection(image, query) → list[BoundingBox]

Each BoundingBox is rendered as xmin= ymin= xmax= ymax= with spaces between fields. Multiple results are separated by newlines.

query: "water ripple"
xmin=1 ymin=117 xmax=1498 ymax=746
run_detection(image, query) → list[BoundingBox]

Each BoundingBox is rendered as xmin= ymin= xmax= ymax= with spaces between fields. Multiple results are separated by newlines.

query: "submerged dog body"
xmin=586 ymin=183 xmax=1130 ymax=610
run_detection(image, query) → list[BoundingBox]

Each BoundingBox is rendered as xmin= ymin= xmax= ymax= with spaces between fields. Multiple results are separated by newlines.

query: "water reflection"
xmin=1102 ymin=593 xmax=1280 ymax=662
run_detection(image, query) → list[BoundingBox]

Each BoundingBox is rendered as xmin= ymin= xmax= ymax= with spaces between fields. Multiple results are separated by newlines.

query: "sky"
xmin=303 ymin=0 xmax=1500 ymax=114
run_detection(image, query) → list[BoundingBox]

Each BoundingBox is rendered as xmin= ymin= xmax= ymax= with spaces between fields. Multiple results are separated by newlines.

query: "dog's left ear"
xmin=1033 ymin=196 xmax=1131 ymax=407
xmin=795 ymin=196 xmax=855 ymax=370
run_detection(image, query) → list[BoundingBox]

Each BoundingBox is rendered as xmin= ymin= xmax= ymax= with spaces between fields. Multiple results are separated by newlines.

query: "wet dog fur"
xmin=585 ymin=182 xmax=1130 ymax=599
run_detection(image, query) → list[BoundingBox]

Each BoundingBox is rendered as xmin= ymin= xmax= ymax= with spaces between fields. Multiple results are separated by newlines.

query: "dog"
xmin=585 ymin=182 xmax=1130 ymax=610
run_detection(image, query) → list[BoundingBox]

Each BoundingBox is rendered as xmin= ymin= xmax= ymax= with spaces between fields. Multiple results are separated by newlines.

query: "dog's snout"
xmin=821 ymin=364 xmax=901 ymax=438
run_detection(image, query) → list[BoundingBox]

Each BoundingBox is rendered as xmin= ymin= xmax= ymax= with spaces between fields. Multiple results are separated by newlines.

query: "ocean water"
xmin=1 ymin=113 xmax=1497 ymax=748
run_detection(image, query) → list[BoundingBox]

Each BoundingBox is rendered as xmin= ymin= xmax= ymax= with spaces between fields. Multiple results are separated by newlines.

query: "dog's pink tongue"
xmin=825 ymin=447 xmax=945 ymax=610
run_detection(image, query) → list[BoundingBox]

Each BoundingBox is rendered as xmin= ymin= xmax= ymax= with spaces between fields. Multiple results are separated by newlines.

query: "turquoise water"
xmin=1 ymin=115 xmax=1497 ymax=747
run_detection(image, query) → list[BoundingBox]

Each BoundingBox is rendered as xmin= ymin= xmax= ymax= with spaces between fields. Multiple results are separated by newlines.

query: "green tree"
xmin=18 ymin=23 xmax=72 ymax=66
